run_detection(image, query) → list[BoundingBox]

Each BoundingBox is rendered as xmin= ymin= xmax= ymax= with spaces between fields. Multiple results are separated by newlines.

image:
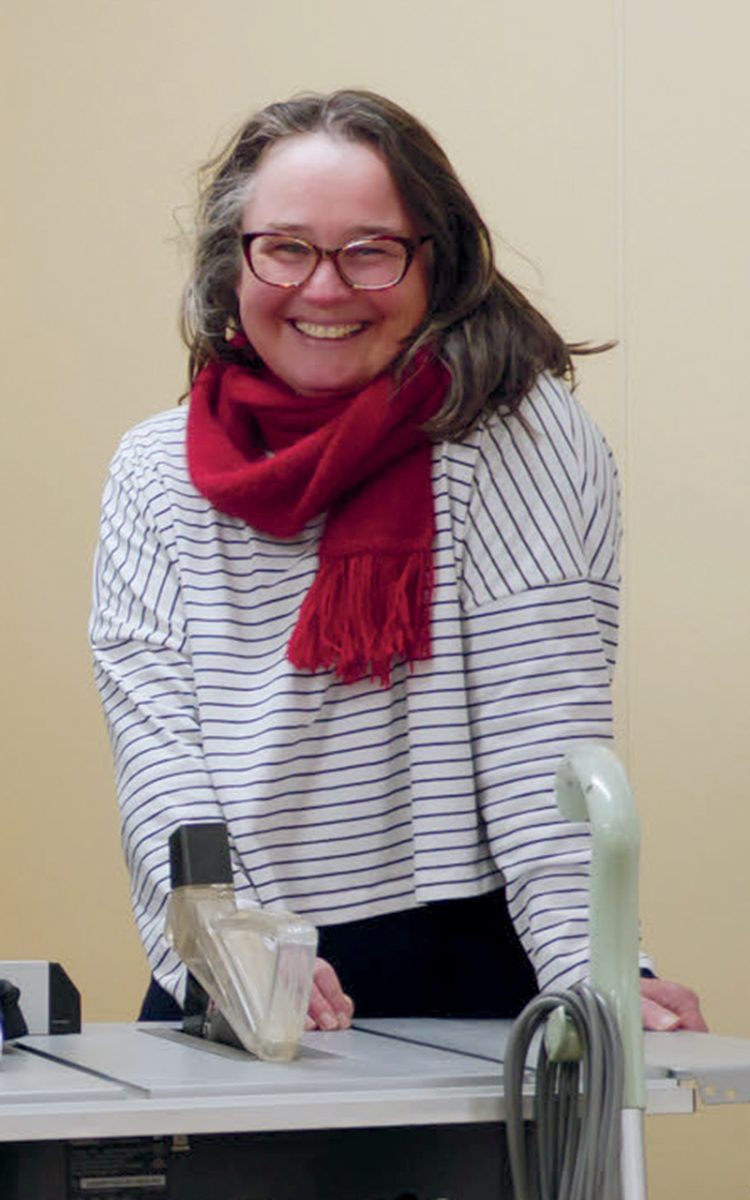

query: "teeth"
xmin=293 ymin=321 xmax=365 ymax=339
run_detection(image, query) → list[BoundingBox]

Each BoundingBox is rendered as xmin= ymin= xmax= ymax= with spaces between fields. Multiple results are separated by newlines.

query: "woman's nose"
xmin=299 ymin=255 xmax=353 ymax=302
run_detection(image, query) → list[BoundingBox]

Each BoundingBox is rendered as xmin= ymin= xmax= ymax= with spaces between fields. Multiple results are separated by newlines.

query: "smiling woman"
xmin=233 ymin=133 xmax=430 ymax=396
xmin=89 ymin=89 xmax=705 ymax=1037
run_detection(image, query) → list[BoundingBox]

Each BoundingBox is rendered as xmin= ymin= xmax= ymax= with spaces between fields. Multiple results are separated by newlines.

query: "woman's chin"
xmin=279 ymin=366 xmax=381 ymax=399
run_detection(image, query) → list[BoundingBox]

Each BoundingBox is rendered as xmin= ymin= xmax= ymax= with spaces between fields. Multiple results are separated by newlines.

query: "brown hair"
xmin=181 ymin=89 xmax=600 ymax=439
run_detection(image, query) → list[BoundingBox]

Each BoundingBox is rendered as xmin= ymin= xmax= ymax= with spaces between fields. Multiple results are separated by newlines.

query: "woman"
xmin=90 ymin=89 xmax=705 ymax=1034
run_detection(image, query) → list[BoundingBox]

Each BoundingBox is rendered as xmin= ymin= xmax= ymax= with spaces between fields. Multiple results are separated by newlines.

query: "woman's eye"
xmin=345 ymin=244 xmax=389 ymax=261
xmin=256 ymin=236 xmax=312 ymax=260
xmin=266 ymin=240 xmax=313 ymax=259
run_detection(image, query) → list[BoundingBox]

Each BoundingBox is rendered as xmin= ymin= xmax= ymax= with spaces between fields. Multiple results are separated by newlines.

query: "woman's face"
xmin=235 ymin=132 xmax=430 ymax=397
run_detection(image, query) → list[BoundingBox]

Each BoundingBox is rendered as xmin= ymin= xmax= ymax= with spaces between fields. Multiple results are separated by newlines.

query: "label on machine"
xmin=68 ymin=1138 xmax=170 ymax=1197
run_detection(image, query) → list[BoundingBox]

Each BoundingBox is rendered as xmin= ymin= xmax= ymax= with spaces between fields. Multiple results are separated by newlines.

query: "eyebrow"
xmin=264 ymin=222 xmax=406 ymax=239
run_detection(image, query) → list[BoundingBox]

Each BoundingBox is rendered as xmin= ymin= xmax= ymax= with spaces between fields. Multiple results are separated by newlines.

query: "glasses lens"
xmin=338 ymin=238 xmax=408 ymax=288
xmin=249 ymin=235 xmax=317 ymax=286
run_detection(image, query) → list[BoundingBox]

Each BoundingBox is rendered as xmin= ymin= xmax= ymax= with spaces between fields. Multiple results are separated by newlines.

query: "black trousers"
xmin=139 ymin=889 xmax=537 ymax=1021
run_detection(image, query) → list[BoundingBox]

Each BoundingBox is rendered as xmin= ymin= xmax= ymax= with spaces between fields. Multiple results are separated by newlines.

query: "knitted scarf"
xmin=187 ymin=352 xmax=449 ymax=685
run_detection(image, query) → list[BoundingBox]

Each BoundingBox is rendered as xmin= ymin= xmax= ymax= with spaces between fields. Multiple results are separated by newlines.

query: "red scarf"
xmin=187 ymin=352 xmax=449 ymax=685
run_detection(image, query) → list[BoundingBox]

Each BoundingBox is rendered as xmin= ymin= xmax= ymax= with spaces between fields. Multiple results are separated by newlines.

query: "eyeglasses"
xmin=240 ymin=232 xmax=431 ymax=291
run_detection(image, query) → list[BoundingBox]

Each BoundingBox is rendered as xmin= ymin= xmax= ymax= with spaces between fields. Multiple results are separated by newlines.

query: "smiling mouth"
xmin=291 ymin=320 xmax=367 ymax=340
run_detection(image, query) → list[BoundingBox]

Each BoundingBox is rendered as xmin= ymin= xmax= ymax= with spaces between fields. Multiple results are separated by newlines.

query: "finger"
xmin=312 ymin=958 xmax=343 ymax=1004
xmin=640 ymin=980 xmax=709 ymax=1032
xmin=307 ymin=980 xmax=341 ymax=1031
xmin=337 ymin=992 xmax=355 ymax=1021
xmin=311 ymin=960 xmax=355 ymax=1028
xmin=671 ymin=999 xmax=708 ymax=1033
xmin=641 ymin=996 xmax=681 ymax=1032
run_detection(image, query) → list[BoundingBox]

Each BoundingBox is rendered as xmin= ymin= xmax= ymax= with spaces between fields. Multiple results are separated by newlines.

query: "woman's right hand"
xmin=305 ymin=957 xmax=355 ymax=1031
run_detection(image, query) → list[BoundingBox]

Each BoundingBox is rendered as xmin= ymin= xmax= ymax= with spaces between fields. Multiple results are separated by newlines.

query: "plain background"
xmin=2 ymin=1 xmax=748 ymax=1193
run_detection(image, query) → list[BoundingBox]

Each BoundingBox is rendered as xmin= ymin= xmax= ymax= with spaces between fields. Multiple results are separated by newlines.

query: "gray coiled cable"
xmin=504 ymin=984 xmax=625 ymax=1200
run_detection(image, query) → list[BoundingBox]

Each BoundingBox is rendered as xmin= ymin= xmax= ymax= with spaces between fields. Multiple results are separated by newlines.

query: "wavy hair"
xmin=181 ymin=89 xmax=600 ymax=438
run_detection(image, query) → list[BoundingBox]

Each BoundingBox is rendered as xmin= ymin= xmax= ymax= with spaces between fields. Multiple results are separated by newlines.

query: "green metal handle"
xmin=556 ymin=745 xmax=646 ymax=1110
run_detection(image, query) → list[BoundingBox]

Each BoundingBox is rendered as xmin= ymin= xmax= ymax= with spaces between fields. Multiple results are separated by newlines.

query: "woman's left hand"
xmin=640 ymin=977 xmax=708 ymax=1031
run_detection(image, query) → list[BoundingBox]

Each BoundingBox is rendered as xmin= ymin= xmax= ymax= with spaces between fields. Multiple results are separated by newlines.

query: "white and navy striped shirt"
xmin=91 ymin=374 xmax=623 ymax=1002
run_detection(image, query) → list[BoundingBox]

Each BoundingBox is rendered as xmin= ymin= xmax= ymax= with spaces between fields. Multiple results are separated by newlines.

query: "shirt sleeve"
xmin=89 ymin=432 xmax=224 ymax=1002
xmin=457 ymin=376 xmax=640 ymax=991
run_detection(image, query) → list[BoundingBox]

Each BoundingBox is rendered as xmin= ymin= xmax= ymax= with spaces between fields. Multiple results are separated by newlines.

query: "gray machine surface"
xmin=2 ymin=1020 xmax=749 ymax=1199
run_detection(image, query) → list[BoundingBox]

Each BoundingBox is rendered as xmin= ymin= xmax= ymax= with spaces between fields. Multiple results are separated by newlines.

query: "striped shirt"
xmin=90 ymin=373 xmax=623 ymax=1003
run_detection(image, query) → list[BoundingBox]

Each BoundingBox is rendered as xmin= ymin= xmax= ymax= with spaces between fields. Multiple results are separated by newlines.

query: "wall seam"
xmin=614 ymin=0 xmax=631 ymax=771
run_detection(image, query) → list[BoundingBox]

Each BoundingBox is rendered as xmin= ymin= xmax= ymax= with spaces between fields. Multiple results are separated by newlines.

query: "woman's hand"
xmin=305 ymin=957 xmax=355 ymax=1031
xmin=640 ymin=977 xmax=708 ymax=1031
xmin=304 ymin=964 xmax=708 ymax=1033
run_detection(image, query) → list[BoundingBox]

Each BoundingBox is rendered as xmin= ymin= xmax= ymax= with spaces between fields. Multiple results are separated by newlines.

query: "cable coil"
xmin=505 ymin=983 xmax=625 ymax=1200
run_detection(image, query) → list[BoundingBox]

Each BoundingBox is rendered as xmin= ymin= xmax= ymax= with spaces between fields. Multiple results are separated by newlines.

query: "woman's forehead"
xmin=242 ymin=132 xmax=414 ymax=235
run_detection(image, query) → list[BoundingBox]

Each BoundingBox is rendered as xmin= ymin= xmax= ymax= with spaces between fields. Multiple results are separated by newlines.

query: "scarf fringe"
xmin=288 ymin=551 xmax=433 ymax=686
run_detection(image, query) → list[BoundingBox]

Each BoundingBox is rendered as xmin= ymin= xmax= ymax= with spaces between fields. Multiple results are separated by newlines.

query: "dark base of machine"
xmin=0 ymin=1122 xmax=517 ymax=1200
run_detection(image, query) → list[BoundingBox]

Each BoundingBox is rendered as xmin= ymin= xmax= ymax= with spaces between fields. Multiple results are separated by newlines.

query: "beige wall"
xmin=2 ymin=1 xmax=748 ymax=1193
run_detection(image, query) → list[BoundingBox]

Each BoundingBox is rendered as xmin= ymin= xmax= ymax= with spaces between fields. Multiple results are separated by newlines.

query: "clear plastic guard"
xmin=165 ymin=886 xmax=317 ymax=1062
